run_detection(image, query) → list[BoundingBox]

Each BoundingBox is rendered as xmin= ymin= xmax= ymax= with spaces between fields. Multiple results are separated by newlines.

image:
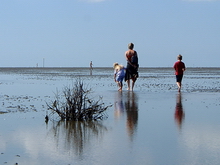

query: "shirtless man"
xmin=124 ymin=43 xmax=139 ymax=91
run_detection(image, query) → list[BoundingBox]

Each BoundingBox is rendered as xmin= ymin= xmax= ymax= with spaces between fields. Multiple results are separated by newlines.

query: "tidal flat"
xmin=0 ymin=67 xmax=220 ymax=165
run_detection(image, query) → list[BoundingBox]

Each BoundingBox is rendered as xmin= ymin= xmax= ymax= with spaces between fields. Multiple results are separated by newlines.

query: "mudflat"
xmin=0 ymin=67 xmax=220 ymax=165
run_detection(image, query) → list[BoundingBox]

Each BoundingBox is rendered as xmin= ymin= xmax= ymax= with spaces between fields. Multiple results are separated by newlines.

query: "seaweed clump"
xmin=47 ymin=79 xmax=111 ymax=121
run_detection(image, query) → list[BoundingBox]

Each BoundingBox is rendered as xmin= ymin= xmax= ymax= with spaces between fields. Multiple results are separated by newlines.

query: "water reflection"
xmin=114 ymin=92 xmax=138 ymax=140
xmin=174 ymin=93 xmax=185 ymax=130
xmin=125 ymin=92 xmax=138 ymax=140
xmin=114 ymin=92 xmax=125 ymax=119
xmin=47 ymin=120 xmax=108 ymax=157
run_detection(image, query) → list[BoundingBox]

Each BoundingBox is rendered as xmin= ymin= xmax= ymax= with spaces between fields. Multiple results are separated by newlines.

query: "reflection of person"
xmin=173 ymin=54 xmax=186 ymax=92
xmin=114 ymin=92 xmax=125 ymax=119
xmin=175 ymin=93 xmax=185 ymax=129
xmin=125 ymin=43 xmax=139 ymax=91
xmin=125 ymin=92 xmax=138 ymax=140
xmin=113 ymin=63 xmax=126 ymax=91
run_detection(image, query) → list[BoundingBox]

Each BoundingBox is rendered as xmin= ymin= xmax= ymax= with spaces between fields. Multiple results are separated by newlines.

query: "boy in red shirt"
xmin=173 ymin=54 xmax=186 ymax=92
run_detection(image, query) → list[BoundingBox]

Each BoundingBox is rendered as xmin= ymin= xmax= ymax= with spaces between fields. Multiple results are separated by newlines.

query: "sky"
xmin=0 ymin=0 xmax=220 ymax=68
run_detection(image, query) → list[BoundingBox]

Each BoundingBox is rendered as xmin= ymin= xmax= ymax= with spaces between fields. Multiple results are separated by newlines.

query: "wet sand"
xmin=0 ymin=67 xmax=220 ymax=165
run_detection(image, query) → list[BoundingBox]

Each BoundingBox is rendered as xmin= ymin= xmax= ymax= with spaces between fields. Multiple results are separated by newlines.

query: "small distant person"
xmin=124 ymin=43 xmax=139 ymax=91
xmin=113 ymin=63 xmax=126 ymax=91
xmin=90 ymin=61 xmax=93 ymax=70
xmin=173 ymin=54 xmax=186 ymax=92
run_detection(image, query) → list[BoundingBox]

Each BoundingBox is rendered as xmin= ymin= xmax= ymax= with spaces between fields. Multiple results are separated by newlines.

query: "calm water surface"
xmin=0 ymin=67 xmax=220 ymax=165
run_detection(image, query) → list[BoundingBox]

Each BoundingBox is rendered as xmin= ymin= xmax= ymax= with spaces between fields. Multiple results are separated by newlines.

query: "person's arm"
xmin=114 ymin=70 xmax=117 ymax=82
xmin=125 ymin=51 xmax=136 ymax=67
xmin=173 ymin=63 xmax=176 ymax=70
xmin=125 ymin=51 xmax=129 ymax=61
xmin=182 ymin=64 xmax=186 ymax=72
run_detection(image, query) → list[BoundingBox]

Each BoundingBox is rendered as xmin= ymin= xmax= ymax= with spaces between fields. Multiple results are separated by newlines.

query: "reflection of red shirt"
xmin=174 ymin=61 xmax=185 ymax=75
xmin=175 ymin=103 xmax=184 ymax=127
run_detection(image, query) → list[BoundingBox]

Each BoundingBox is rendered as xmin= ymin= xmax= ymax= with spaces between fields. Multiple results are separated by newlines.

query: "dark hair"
xmin=177 ymin=54 xmax=182 ymax=60
xmin=128 ymin=43 xmax=134 ymax=49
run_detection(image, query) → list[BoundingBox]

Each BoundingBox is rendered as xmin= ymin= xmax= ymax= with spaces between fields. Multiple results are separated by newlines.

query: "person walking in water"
xmin=113 ymin=63 xmax=126 ymax=91
xmin=90 ymin=61 xmax=93 ymax=70
xmin=124 ymin=43 xmax=139 ymax=91
xmin=173 ymin=54 xmax=186 ymax=92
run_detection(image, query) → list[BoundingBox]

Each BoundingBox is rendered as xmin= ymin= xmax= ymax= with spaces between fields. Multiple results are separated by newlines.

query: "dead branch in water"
xmin=47 ymin=79 xmax=111 ymax=121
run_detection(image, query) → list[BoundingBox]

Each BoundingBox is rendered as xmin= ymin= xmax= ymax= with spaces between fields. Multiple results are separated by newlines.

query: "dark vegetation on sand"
xmin=47 ymin=79 xmax=111 ymax=121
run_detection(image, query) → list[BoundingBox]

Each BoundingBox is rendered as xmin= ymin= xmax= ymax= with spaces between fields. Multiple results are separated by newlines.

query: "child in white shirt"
xmin=113 ymin=63 xmax=126 ymax=91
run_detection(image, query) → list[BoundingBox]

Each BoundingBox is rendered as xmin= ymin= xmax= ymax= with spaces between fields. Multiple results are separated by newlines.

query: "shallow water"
xmin=0 ymin=67 xmax=220 ymax=165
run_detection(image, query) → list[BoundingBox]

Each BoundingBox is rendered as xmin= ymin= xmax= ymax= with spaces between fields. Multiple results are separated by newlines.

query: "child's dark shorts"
xmin=176 ymin=75 xmax=183 ymax=82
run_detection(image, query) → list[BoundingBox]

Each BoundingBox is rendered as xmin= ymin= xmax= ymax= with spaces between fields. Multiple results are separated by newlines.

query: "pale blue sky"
xmin=0 ymin=0 xmax=220 ymax=67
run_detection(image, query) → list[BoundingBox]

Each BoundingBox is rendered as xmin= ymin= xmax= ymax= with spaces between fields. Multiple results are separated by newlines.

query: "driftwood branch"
xmin=47 ymin=79 xmax=111 ymax=121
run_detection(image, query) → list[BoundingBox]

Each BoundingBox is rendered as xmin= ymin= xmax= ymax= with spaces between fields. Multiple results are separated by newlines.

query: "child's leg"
xmin=120 ymin=81 xmax=123 ymax=91
xmin=177 ymin=82 xmax=181 ymax=92
xmin=118 ymin=81 xmax=123 ymax=91
xmin=116 ymin=81 xmax=120 ymax=88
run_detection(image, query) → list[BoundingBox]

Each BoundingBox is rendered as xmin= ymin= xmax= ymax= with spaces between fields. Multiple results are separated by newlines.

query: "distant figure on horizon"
xmin=90 ymin=61 xmax=93 ymax=70
xmin=173 ymin=54 xmax=186 ymax=92
xmin=124 ymin=43 xmax=139 ymax=91
xmin=113 ymin=62 xmax=126 ymax=91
